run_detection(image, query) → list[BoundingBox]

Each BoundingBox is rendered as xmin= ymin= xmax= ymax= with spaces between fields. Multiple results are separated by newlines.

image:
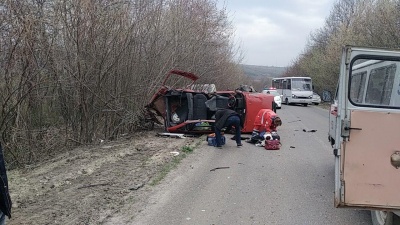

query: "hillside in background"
xmin=240 ymin=64 xmax=287 ymax=80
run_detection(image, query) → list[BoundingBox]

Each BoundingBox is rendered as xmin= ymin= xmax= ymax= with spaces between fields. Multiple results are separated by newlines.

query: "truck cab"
xmin=329 ymin=46 xmax=400 ymax=225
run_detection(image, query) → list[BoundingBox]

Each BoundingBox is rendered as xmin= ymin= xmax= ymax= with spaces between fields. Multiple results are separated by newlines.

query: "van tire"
xmin=285 ymin=98 xmax=289 ymax=105
xmin=371 ymin=210 xmax=394 ymax=225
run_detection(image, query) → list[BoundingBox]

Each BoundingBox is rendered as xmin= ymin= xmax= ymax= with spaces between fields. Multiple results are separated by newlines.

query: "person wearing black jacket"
xmin=214 ymin=108 xmax=243 ymax=148
xmin=0 ymin=143 xmax=11 ymax=225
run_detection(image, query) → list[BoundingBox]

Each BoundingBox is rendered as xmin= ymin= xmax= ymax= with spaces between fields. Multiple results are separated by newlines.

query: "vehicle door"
xmin=334 ymin=46 xmax=400 ymax=210
xmin=145 ymin=70 xmax=198 ymax=121
xmin=328 ymin=86 xmax=338 ymax=147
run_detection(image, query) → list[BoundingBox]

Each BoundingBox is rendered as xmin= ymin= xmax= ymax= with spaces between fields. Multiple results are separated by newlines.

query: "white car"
xmin=311 ymin=92 xmax=321 ymax=105
xmin=262 ymin=89 xmax=282 ymax=109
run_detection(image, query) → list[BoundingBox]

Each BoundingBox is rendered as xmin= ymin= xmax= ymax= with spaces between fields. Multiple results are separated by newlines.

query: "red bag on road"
xmin=264 ymin=139 xmax=281 ymax=150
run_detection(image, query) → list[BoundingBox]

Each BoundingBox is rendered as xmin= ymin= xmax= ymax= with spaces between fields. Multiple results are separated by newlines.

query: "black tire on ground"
xmin=303 ymin=103 xmax=308 ymax=107
xmin=313 ymin=103 xmax=319 ymax=105
xmin=285 ymin=98 xmax=289 ymax=105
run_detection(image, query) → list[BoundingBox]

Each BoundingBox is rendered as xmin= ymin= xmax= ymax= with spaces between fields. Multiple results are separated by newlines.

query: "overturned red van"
xmin=145 ymin=70 xmax=274 ymax=134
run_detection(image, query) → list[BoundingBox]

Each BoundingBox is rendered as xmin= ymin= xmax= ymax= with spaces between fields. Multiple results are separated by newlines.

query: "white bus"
xmin=271 ymin=77 xmax=313 ymax=106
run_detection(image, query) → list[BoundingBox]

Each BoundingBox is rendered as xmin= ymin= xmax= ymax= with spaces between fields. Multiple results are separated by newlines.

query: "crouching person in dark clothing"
xmin=0 ymin=143 xmax=11 ymax=225
xmin=214 ymin=109 xmax=243 ymax=148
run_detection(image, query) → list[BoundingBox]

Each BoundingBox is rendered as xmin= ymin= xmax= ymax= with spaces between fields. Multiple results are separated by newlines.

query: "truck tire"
xmin=371 ymin=210 xmax=393 ymax=225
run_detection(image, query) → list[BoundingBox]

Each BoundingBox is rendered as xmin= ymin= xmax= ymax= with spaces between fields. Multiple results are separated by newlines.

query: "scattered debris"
xmin=77 ymin=182 xmax=110 ymax=189
xmin=129 ymin=183 xmax=145 ymax=191
xmin=156 ymin=133 xmax=185 ymax=138
xmin=288 ymin=120 xmax=301 ymax=123
xmin=210 ymin=167 xmax=230 ymax=172
xmin=303 ymin=129 xmax=317 ymax=132
xmin=290 ymin=146 xmax=295 ymax=148
xmin=183 ymin=134 xmax=201 ymax=137
xmin=170 ymin=151 xmax=179 ymax=156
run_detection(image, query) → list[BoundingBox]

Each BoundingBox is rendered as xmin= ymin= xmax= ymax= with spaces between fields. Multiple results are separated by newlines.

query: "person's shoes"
xmin=215 ymin=145 xmax=222 ymax=149
xmin=230 ymin=136 xmax=236 ymax=140
xmin=237 ymin=143 xmax=243 ymax=147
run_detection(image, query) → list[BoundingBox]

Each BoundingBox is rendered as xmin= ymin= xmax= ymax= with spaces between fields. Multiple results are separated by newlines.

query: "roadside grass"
xmin=149 ymin=153 xmax=186 ymax=186
xmin=181 ymin=145 xmax=193 ymax=153
xmin=149 ymin=138 xmax=203 ymax=186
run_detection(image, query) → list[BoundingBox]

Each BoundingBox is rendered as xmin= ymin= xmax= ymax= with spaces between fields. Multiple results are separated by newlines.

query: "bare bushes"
xmin=0 ymin=0 xmax=243 ymax=167
xmin=285 ymin=0 xmax=400 ymax=95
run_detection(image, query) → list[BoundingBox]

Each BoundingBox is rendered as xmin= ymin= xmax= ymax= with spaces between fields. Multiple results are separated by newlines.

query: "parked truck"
xmin=327 ymin=46 xmax=400 ymax=225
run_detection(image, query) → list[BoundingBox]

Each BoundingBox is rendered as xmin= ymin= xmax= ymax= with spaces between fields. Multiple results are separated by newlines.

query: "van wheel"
xmin=371 ymin=210 xmax=393 ymax=225
xmin=285 ymin=98 xmax=289 ymax=105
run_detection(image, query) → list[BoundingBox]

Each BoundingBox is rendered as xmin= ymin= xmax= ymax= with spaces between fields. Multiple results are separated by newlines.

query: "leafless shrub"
xmin=0 ymin=0 xmax=244 ymax=167
xmin=286 ymin=0 xmax=400 ymax=95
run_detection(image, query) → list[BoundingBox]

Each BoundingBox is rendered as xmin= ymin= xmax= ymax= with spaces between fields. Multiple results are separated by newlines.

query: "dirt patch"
xmin=7 ymin=129 xmax=203 ymax=225
xmin=316 ymin=102 xmax=331 ymax=110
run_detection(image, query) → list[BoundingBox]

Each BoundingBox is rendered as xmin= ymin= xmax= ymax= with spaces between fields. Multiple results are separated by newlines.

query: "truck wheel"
xmin=371 ymin=210 xmax=393 ymax=225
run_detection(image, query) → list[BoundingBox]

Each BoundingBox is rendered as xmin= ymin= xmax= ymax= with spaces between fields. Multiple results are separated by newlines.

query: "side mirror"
xmin=322 ymin=90 xmax=332 ymax=102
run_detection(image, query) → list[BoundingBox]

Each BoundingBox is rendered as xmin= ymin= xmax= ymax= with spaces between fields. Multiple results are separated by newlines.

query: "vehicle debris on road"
xmin=302 ymin=129 xmax=317 ymax=132
xmin=210 ymin=167 xmax=230 ymax=172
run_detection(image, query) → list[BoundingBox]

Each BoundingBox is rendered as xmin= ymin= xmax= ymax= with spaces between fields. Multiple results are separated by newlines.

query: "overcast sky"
xmin=218 ymin=0 xmax=335 ymax=67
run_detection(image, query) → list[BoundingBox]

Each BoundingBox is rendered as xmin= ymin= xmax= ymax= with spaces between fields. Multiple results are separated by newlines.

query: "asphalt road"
xmin=131 ymin=104 xmax=372 ymax=225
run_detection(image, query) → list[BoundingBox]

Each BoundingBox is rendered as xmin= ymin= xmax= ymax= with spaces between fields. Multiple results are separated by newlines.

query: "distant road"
xmin=129 ymin=104 xmax=372 ymax=225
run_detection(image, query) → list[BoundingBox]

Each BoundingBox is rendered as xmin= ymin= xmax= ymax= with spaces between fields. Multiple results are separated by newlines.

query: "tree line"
xmin=0 ymin=0 xmax=247 ymax=167
xmin=284 ymin=0 xmax=400 ymax=95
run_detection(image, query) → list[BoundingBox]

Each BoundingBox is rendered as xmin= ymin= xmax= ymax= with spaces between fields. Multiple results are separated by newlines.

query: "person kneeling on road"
xmin=249 ymin=109 xmax=282 ymax=144
xmin=214 ymin=108 xmax=243 ymax=148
